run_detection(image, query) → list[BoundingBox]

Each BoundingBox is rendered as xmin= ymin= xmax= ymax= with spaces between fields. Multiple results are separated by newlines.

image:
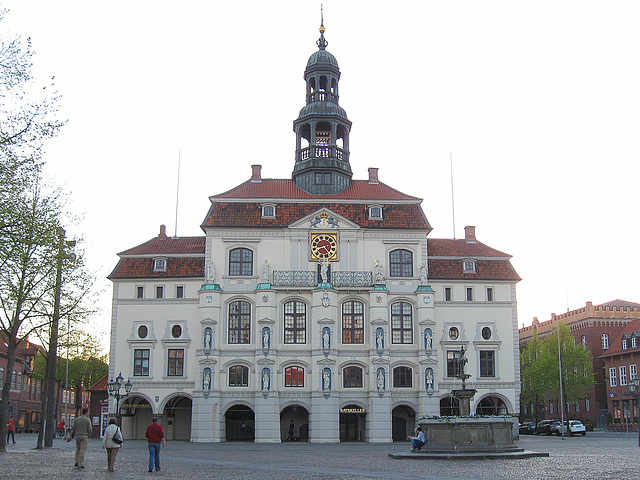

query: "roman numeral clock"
xmin=310 ymin=233 xmax=338 ymax=261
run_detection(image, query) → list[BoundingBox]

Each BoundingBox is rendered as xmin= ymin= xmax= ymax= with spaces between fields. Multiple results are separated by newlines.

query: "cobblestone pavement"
xmin=1 ymin=431 xmax=639 ymax=480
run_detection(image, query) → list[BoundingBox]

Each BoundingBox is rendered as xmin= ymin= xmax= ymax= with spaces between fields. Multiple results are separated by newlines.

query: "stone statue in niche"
xmin=374 ymin=258 xmax=384 ymax=283
xmin=420 ymin=264 xmax=428 ymax=285
xmin=262 ymin=259 xmax=270 ymax=282
xmin=262 ymin=328 xmax=270 ymax=349
xmin=205 ymin=263 xmax=216 ymax=283
xmin=320 ymin=259 xmax=329 ymax=284
xmin=424 ymin=329 xmax=433 ymax=350
xmin=377 ymin=368 xmax=385 ymax=391
xmin=323 ymin=368 xmax=331 ymax=390
xmin=203 ymin=368 xmax=212 ymax=390
xmin=262 ymin=368 xmax=270 ymax=391
xmin=376 ymin=328 xmax=384 ymax=350
xmin=322 ymin=327 xmax=330 ymax=349
xmin=204 ymin=327 xmax=212 ymax=350
xmin=425 ymin=368 xmax=434 ymax=390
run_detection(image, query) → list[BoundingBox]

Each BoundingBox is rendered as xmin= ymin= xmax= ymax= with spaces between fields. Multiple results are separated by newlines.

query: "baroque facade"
xmin=108 ymin=23 xmax=521 ymax=443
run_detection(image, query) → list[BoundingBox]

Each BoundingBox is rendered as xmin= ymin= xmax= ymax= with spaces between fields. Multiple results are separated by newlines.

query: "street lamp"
xmin=108 ymin=373 xmax=132 ymax=423
xmin=628 ymin=376 xmax=640 ymax=448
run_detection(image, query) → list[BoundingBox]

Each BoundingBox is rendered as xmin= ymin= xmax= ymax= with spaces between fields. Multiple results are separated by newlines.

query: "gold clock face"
xmin=310 ymin=233 xmax=338 ymax=261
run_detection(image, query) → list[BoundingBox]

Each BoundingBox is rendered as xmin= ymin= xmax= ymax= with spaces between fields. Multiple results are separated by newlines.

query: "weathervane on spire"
xmin=317 ymin=4 xmax=328 ymax=50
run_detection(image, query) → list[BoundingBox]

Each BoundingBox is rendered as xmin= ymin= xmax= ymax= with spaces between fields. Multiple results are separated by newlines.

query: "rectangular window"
xmin=176 ymin=286 xmax=184 ymax=299
xmin=314 ymin=172 xmax=332 ymax=184
xmin=391 ymin=302 xmax=413 ymax=344
xmin=633 ymin=337 xmax=638 ymax=348
xmin=134 ymin=349 xmax=150 ymax=376
xmin=342 ymin=301 xmax=364 ymax=344
xmin=620 ymin=365 xmax=628 ymax=386
xmin=602 ymin=334 xmax=609 ymax=350
xmin=466 ymin=287 xmax=473 ymax=301
xmin=156 ymin=286 xmax=164 ymax=299
xmin=343 ymin=366 xmax=363 ymax=388
xmin=229 ymin=365 xmax=249 ymax=387
xmin=447 ymin=350 xmax=462 ymax=377
xmin=444 ymin=287 xmax=452 ymax=301
xmin=486 ymin=288 xmax=493 ymax=302
xmin=168 ymin=349 xmax=184 ymax=376
xmin=630 ymin=364 xmax=637 ymax=380
xmin=389 ymin=249 xmax=413 ymax=277
xmin=284 ymin=301 xmax=306 ymax=344
xmin=285 ymin=366 xmax=304 ymax=387
xmin=623 ymin=339 xmax=628 ymax=349
xmin=609 ymin=367 xmax=617 ymax=387
xmin=136 ymin=286 xmax=144 ymax=299
xmin=393 ymin=367 xmax=413 ymax=388
xmin=480 ymin=350 xmax=495 ymax=377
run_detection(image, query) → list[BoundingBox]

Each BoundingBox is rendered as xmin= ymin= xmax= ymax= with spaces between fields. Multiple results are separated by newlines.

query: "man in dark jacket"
xmin=145 ymin=417 xmax=165 ymax=472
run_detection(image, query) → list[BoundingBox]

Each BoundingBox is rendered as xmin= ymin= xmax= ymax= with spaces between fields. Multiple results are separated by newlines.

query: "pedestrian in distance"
xmin=145 ymin=417 xmax=165 ymax=472
xmin=70 ymin=408 xmax=92 ymax=469
xmin=102 ymin=417 xmax=123 ymax=472
xmin=6 ymin=416 xmax=16 ymax=444
xmin=287 ymin=420 xmax=295 ymax=441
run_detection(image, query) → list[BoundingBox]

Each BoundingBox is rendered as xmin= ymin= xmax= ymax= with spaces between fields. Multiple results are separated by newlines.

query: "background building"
xmin=519 ymin=300 xmax=640 ymax=427
xmin=108 ymin=23 xmax=521 ymax=443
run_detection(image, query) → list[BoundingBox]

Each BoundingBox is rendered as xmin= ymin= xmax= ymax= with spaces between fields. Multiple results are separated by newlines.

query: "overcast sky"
xmin=4 ymin=1 xmax=640 ymax=346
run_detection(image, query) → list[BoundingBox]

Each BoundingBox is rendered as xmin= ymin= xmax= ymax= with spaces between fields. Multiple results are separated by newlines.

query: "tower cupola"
xmin=292 ymin=17 xmax=352 ymax=195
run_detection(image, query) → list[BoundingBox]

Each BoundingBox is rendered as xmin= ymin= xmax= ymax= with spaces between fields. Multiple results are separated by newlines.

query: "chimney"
xmin=368 ymin=167 xmax=379 ymax=184
xmin=251 ymin=164 xmax=262 ymax=183
xmin=464 ymin=226 xmax=477 ymax=243
xmin=159 ymin=224 xmax=167 ymax=238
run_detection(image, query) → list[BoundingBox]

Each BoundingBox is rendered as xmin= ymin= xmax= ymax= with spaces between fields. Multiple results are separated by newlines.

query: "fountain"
xmin=389 ymin=346 xmax=548 ymax=459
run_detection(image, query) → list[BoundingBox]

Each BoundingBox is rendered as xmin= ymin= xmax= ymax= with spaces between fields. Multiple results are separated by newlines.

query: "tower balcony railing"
xmin=296 ymin=146 xmax=349 ymax=162
xmin=272 ymin=270 xmax=373 ymax=288
xmin=307 ymin=92 xmax=339 ymax=103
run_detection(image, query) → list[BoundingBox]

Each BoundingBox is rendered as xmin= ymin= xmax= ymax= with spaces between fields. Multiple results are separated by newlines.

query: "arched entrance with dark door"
xmin=440 ymin=395 xmax=460 ymax=416
xmin=280 ymin=405 xmax=310 ymax=441
xmin=392 ymin=405 xmax=417 ymax=442
xmin=339 ymin=404 xmax=366 ymax=442
xmin=476 ymin=395 xmax=509 ymax=415
xmin=162 ymin=395 xmax=192 ymax=440
xmin=225 ymin=404 xmax=255 ymax=441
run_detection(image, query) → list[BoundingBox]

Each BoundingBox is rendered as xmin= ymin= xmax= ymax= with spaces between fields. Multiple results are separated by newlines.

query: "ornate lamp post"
xmin=628 ymin=376 xmax=640 ymax=447
xmin=108 ymin=373 xmax=132 ymax=423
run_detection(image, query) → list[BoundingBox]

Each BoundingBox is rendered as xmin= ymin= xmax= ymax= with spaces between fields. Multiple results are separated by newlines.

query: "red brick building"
xmin=87 ymin=374 xmax=108 ymax=438
xmin=519 ymin=300 xmax=640 ymax=427
xmin=0 ymin=335 xmax=42 ymax=432
xmin=600 ymin=319 xmax=640 ymax=425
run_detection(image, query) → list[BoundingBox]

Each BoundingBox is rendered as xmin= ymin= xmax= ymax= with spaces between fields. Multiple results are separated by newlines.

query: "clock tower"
xmin=292 ymin=18 xmax=353 ymax=195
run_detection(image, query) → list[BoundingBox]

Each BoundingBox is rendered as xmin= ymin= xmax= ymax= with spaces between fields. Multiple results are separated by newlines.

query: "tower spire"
xmin=317 ymin=4 xmax=328 ymax=50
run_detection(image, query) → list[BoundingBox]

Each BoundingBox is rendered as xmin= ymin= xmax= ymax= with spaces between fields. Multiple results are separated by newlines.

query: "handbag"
xmin=112 ymin=427 xmax=123 ymax=445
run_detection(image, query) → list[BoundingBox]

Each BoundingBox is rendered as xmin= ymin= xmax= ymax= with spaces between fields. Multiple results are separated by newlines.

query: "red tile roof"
xmin=202 ymin=202 xmax=430 ymax=229
xmin=428 ymin=259 xmax=521 ymax=281
xmin=119 ymin=236 xmax=205 ymax=256
xmin=212 ymin=179 xmax=422 ymax=202
xmin=109 ymin=256 xmax=204 ymax=280
xmin=427 ymin=238 xmax=511 ymax=258
xmin=599 ymin=318 xmax=640 ymax=359
xmin=87 ymin=373 xmax=109 ymax=392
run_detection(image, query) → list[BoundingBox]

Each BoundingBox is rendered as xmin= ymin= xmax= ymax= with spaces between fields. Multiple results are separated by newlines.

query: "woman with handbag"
xmin=101 ymin=417 xmax=123 ymax=472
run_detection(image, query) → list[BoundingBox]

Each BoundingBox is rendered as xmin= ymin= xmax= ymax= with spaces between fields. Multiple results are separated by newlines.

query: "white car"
xmin=557 ymin=420 xmax=586 ymax=436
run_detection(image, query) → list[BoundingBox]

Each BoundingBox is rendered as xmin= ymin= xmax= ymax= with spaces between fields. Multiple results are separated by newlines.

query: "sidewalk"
xmin=1 ymin=432 xmax=639 ymax=479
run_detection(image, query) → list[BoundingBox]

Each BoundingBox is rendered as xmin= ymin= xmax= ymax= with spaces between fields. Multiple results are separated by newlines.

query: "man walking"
xmin=71 ymin=409 xmax=92 ymax=469
xmin=145 ymin=417 xmax=165 ymax=472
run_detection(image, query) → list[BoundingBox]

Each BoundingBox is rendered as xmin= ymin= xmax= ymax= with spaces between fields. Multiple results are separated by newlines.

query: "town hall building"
xmin=108 ymin=22 xmax=521 ymax=443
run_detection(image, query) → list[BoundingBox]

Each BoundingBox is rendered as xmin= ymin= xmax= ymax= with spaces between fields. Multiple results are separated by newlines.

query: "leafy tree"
xmin=0 ymin=7 xmax=69 ymax=453
xmin=520 ymin=324 xmax=594 ymax=421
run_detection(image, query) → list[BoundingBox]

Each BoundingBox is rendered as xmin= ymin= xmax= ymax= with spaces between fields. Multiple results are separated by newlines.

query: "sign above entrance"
xmin=340 ymin=408 xmax=365 ymax=414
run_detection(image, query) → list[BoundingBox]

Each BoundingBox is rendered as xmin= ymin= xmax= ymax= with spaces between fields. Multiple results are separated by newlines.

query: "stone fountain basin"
xmin=417 ymin=417 xmax=519 ymax=453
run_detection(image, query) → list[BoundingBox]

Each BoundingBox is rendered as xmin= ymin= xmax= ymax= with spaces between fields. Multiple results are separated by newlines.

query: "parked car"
xmin=556 ymin=420 xmax=587 ymax=436
xmin=519 ymin=421 xmax=536 ymax=435
xmin=536 ymin=419 xmax=561 ymax=435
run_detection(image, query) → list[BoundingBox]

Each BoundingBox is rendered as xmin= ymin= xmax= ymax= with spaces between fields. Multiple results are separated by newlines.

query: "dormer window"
xmin=153 ymin=258 xmax=167 ymax=272
xmin=623 ymin=339 xmax=628 ymax=350
xmin=315 ymin=172 xmax=332 ymax=184
xmin=261 ymin=204 xmax=276 ymax=218
xmin=633 ymin=336 xmax=638 ymax=348
xmin=463 ymin=259 xmax=476 ymax=273
xmin=368 ymin=205 xmax=383 ymax=220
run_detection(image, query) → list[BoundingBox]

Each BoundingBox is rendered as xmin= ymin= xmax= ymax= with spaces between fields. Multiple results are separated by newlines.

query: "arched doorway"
xmin=280 ymin=405 xmax=310 ymax=441
xmin=119 ymin=396 xmax=153 ymax=440
xmin=440 ymin=396 xmax=460 ymax=416
xmin=476 ymin=396 xmax=509 ymax=415
xmin=339 ymin=404 xmax=365 ymax=442
xmin=162 ymin=396 xmax=192 ymax=440
xmin=225 ymin=405 xmax=255 ymax=441
xmin=392 ymin=405 xmax=416 ymax=442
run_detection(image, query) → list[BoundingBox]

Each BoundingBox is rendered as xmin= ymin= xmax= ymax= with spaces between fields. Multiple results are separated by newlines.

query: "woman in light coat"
xmin=102 ymin=417 xmax=123 ymax=472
